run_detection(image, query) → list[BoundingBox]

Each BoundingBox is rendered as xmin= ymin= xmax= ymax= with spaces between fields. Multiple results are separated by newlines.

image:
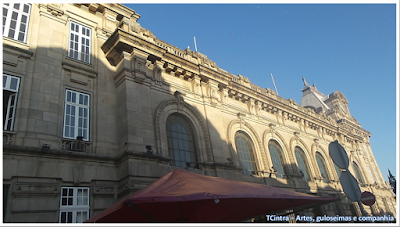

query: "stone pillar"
xmin=114 ymin=50 xmax=154 ymax=154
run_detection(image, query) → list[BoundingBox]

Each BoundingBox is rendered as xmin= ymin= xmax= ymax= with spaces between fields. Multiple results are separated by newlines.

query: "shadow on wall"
xmin=3 ymin=41 xmax=394 ymax=223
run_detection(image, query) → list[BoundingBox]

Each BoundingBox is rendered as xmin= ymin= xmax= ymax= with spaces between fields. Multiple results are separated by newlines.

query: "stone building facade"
xmin=2 ymin=3 xmax=396 ymax=223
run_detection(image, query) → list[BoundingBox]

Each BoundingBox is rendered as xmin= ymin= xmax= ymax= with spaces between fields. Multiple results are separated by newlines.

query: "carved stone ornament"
xmin=46 ymin=4 xmax=65 ymax=17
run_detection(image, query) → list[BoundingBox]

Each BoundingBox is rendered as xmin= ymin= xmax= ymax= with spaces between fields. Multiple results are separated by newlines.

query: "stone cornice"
xmin=3 ymin=144 xmax=170 ymax=164
xmin=101 ymin=18 xmax=371 ymax=143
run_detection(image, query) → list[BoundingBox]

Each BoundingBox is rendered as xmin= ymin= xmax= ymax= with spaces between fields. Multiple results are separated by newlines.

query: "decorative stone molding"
xmin=237 ymin=112 xmax=246 ymax=130
xmin=13 ymin=183 xmax=59 ymax=195
xmin=227 ymin=119 xmax=266 ymax=171
xmin=219 ymin=85 xmax=229 ymax=105
xmin=61 ymin=138 xmax=92 ymax=153
xmin=247 ymin=98 xmax=256 ymax=115
xmin=290 ymin=138 xmax=315 ymax=179
xmin=207 ymin=79 xmax=220 ymax=105
xmin=263 ymin=127 xmax=292 ymax=174
xmin=191 ymin=74 xmax=201 ymax=95
xmin=93 ymin=185 xmax=114 ymax=195
xmin=311 ymin=144 xmax=333 ymax=181
xmin=153 ymin=61 xmax=164 ymax=83
xmin=155 ymin=99 xmax=212 ymax=162
xmin=45 ymin=4 xmax=65 ymax=17
xmin=174 ymin=91 xmax=185 ymax=111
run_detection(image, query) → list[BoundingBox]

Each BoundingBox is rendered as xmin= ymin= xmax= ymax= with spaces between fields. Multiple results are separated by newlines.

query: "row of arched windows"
xmin=233 ymin=130 xmax=335 ymax=182
xmin=165 ymin=113 xmax=366 ymax=185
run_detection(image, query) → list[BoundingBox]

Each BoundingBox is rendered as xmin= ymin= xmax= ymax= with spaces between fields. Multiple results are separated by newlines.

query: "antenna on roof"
xmin=193 ymin=36 xmax=198 ymax=52
xmin=270 ymin=73 xmax=279 ymax=95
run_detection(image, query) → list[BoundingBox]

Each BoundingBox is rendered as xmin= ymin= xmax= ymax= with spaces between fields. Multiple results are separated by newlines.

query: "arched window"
xmin=352 ymin=162 xmax=365 ymax=185
xmin=315 ymin=152 xmax=330 ymax=183
xmin=268 ymin=140 xmax=286 ymax=178
xmin=235 ymin=131 xmax=257 ymax=175
xmin=166 ymin=114 xmax=197 ymax=168
xmin=295 ymin=147 xmax=311 ymax=182
xmin=334 ymin=163 xmax=342 ymax=179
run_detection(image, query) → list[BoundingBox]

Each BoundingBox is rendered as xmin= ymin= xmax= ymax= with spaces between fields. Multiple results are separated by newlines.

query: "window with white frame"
xmin=63 ymin=90 xmax=90 ymax=141
xmin=3 ymin=74 xmax=20 ymax=131
xmin=59 ymin=187 xmax=90 ymax=223
xmin=3 ymin=3 xmax=31 ymax=42
xmin=68 ymin=21 xmax=91 ymax=64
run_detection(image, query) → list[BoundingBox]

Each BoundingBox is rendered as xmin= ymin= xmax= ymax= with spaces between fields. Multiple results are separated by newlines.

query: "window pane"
xmin=61 ymin=212 xmax=66 ymax=223
xmin=180 ymin=150 xmax=185 ymax=162
xmin=67 ymin=212 xmax=72 ymax=223
xmin=79 ymin=94 xmax=83 ymax=105
xmin=3 ymin=75 xmax=7 ymax=88
xmin=295 ymin=147 xmax=309 ymax=181
xmin=71 ymin=92 xmax=76 ymax=103
xmin=13 ymin=4 xmax=20 ymax=10
xmin=62 ymin=188 xmax=67 ymax=196
xmin=11 ymin=12 xmax=17 ymax=20
xmin=21 ymin=15 xmax=27 ymax=23
xmin=70 ymin=127 xmax=74 ymax=138
xmin=353 ymin=162 xmax=365 ymax=184
xmin=68 ymin=198 xmax=73 ymax=206
xmin=62 ymin=198 xmax=67 ymax=206
xmin=7 ymin=29 xmax=15 ymax=38
xmin=9 ymin=20 xmax=16 ymax=29
xmin=235 ymin=131 xmax=257 ymax=175
xmin=167 ymin=115 xmax=197 ymax=168
xmin=316 ymin=153 xmax=329 ymax=183
xmin=18 ymin=32 xmax=24 ymax=41
xmin=23 ymin=4 xmax=29 ymax=13
xmin=269 ymin=140 xmax=285 ymax=178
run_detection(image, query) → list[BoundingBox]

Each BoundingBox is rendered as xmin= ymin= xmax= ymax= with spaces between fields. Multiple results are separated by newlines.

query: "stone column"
xmin=114 ymin=50 xmax=155 ymax=154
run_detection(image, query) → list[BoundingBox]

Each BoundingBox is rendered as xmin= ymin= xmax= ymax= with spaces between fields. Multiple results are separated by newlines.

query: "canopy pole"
xmin=124 ymin=199 xmax=158 ymax=222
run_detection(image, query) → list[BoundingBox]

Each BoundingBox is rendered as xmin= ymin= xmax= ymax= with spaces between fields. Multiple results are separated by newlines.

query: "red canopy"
xmin=86 ymin=169 xmax=337 ymax=222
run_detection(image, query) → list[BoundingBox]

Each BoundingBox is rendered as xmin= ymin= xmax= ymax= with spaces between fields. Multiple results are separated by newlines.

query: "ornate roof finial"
xmin=302 ymin=77 xmax=308 ymax=87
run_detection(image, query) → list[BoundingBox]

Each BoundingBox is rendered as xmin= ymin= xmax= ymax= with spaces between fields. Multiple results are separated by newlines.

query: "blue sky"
xmin=124 ymin=3 xmax=397 ymax=182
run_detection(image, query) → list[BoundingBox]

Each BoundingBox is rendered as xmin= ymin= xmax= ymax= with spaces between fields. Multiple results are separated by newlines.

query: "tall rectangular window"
xmin=63 ymin=90 xmax=90 ymax=141
xmin=3 ymin=74 xmax=20 ymax=131
xmin=59 ymin=187 xmax=90 ymax=223
xmin=68 ymin=21 xmax=91 ymax=64
xmin=2 ymin=3 xmax=31 ymax=42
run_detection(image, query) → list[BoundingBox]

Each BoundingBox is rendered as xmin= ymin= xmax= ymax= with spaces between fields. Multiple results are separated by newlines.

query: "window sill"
xmin=65 ymin=56 xmax=93 ymax=67
xmin=2 ymin=37 xmax=29 ymax=49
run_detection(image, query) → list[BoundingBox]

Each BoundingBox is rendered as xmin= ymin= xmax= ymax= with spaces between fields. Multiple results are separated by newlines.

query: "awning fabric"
xmin=86 ymin=169 xmax=338 ymax=222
